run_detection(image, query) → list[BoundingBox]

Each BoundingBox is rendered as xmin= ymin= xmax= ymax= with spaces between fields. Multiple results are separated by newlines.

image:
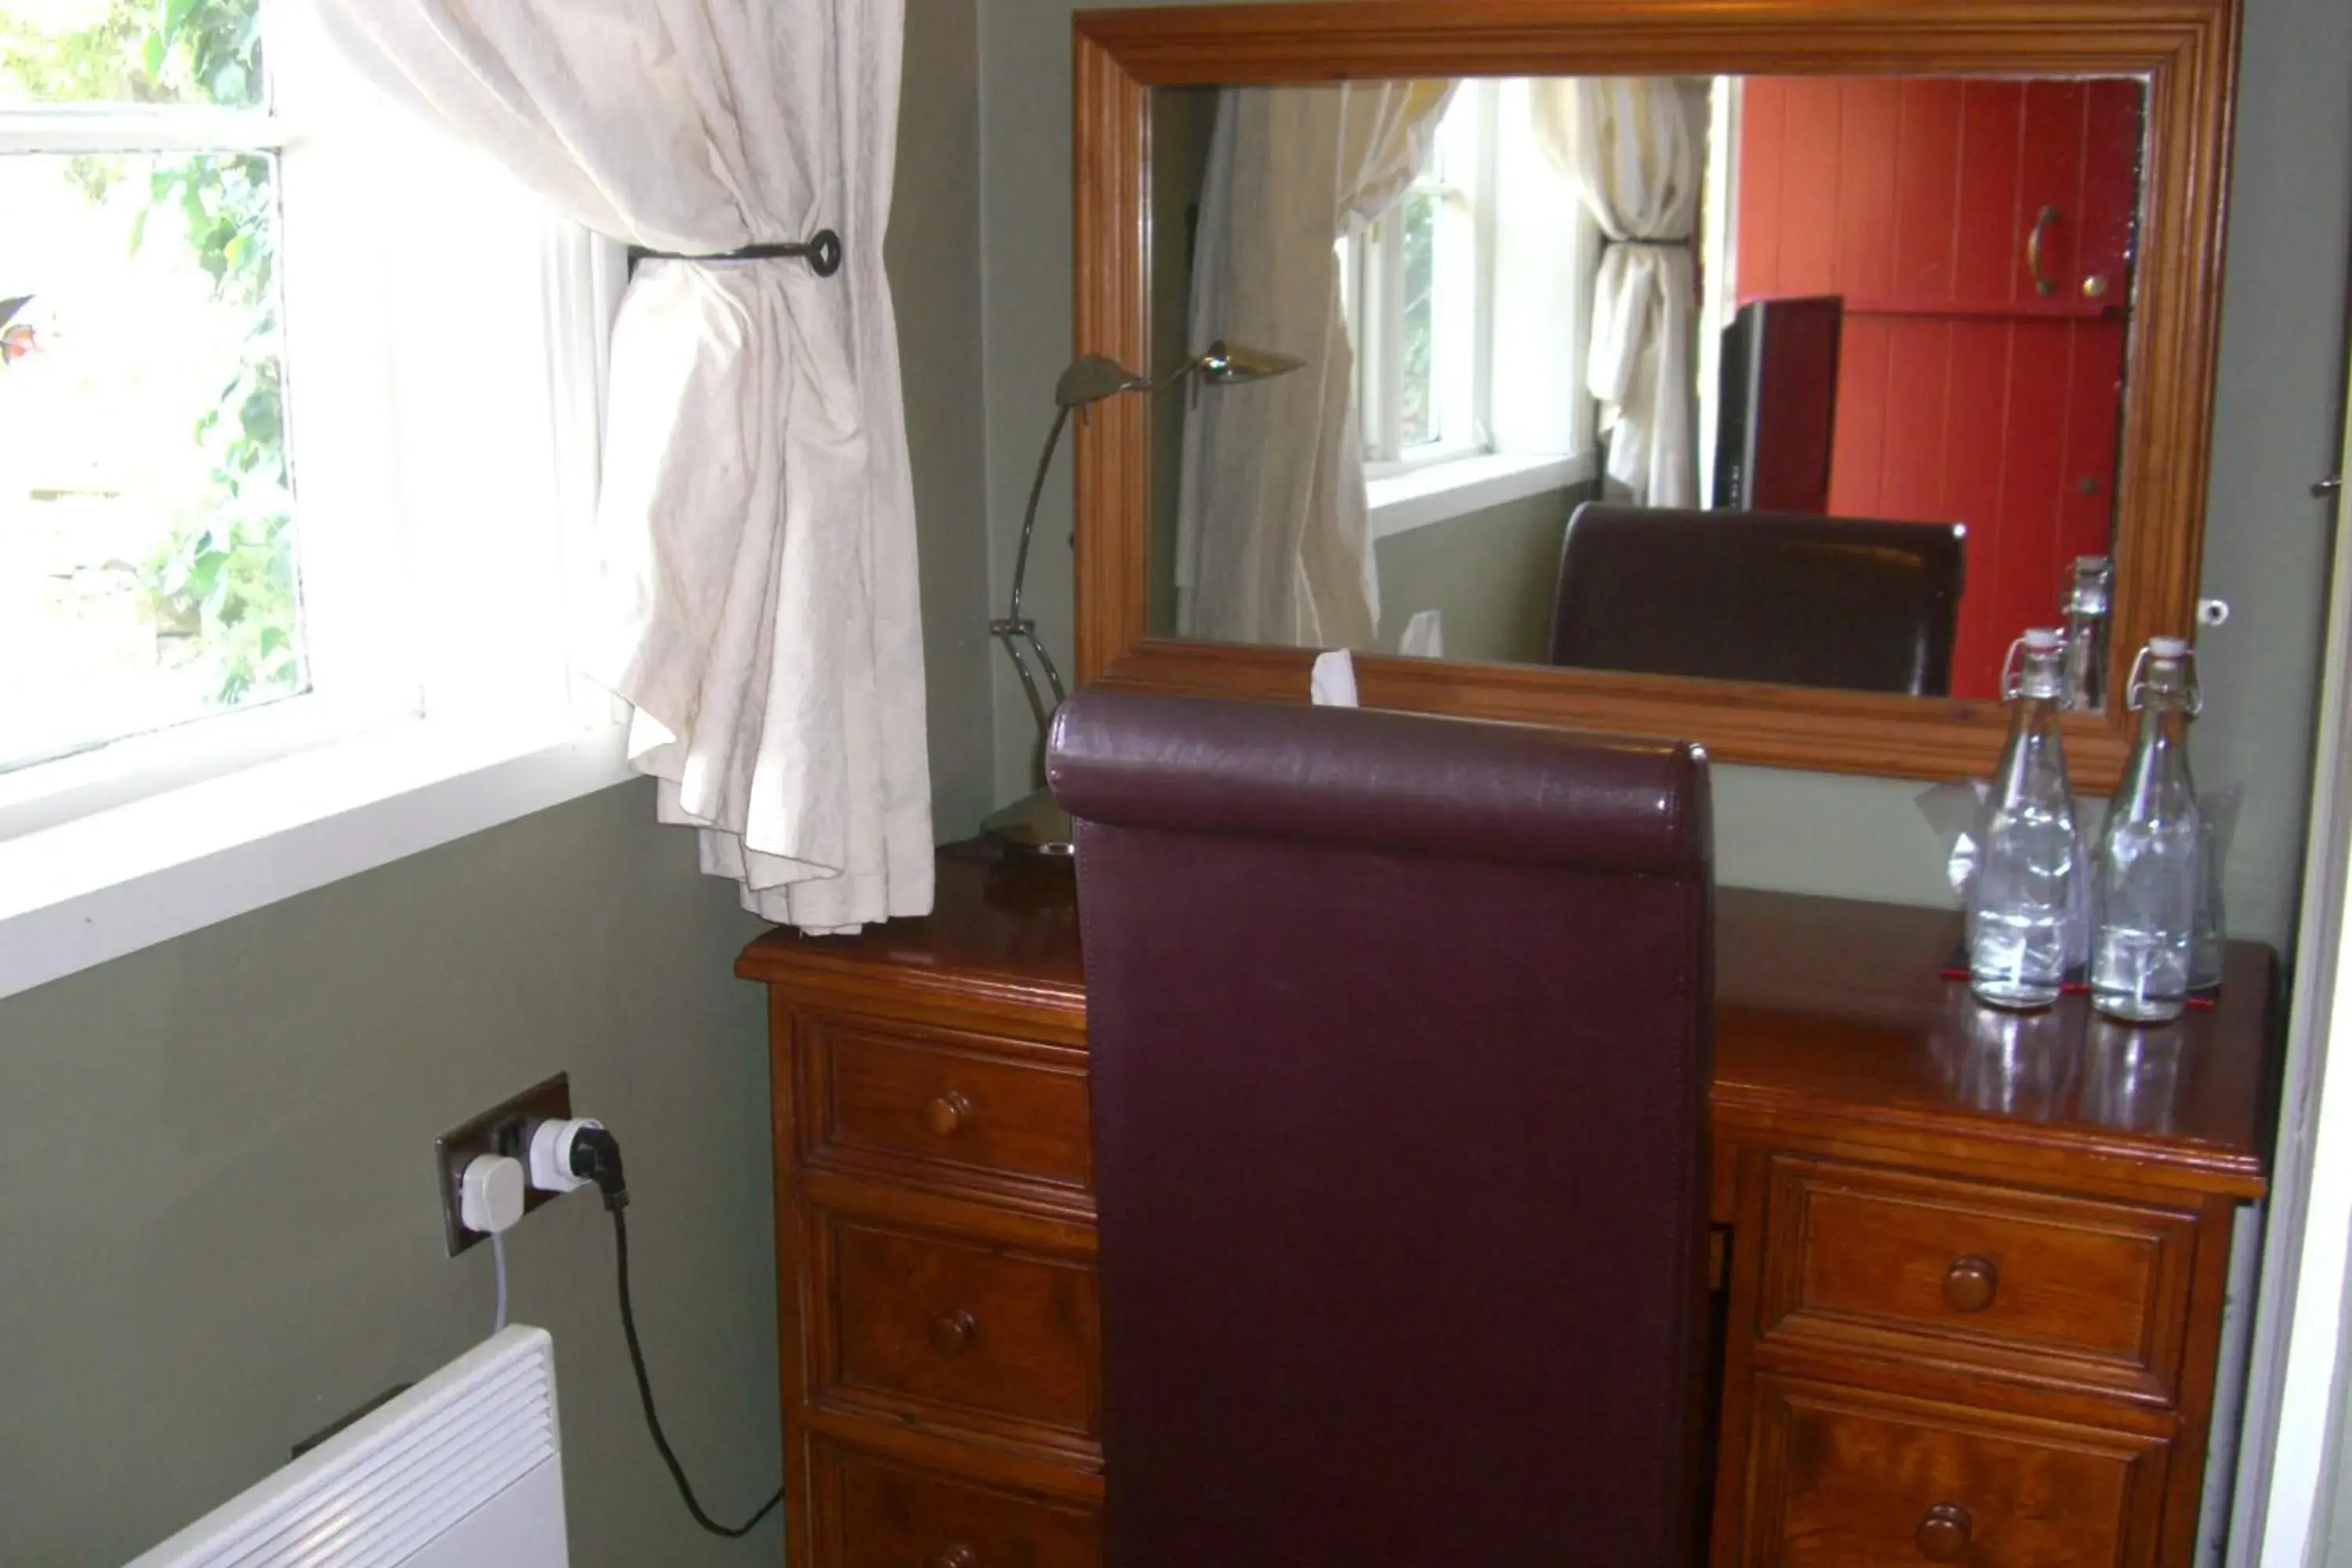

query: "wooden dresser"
xmin=738 ymin=845 xmax=2278 ymax=1567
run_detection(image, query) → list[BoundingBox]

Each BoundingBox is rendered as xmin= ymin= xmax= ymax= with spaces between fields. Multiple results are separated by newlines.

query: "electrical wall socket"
xmin=434 ymin=1073 xmax=574 ymax=1257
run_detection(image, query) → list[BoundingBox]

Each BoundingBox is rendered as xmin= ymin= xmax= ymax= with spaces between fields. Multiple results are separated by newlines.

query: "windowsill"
xmin=1368 ymin=450 xmax=1596 ymax=540
xmin=0 ymin=715 xmax=637 ymax=1003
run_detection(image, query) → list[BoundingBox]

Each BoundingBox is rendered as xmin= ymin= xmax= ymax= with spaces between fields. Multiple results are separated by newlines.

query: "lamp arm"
xmin=994 ymin=400 xmax=1078 ymax=745
xmin=1022 ymin=622 xmax=1068 ymax=709
xmin=1156 ymin=358 xmax=1209 ymax=410
xmin=993 ymin=624 xmax=1055 ymax=743
xmin=1008 ymin=403 xmax=1073 ymax=625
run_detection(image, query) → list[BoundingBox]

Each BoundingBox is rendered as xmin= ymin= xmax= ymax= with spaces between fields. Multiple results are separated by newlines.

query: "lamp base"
xmin=981 ymin=788 xmax=1073 ymax=862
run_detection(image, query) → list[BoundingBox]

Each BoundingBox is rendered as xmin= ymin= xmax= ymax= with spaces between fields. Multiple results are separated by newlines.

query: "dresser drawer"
xmin=811 ymin=1436 xmax=1100 ymax=1568
xmin=1741 ymin=1373 xmax=2168 ymax=1566
xmin=800 ymin=1015 xmax=1091 ymax=1198
xmin=1759 ymin=1156 xmax=2196 ymax=1402
xmin=808 ymin=1206 xmax=1100 ymax=1450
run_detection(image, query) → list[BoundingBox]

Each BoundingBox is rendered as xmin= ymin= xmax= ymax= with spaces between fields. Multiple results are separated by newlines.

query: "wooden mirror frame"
xmin=1069 ymin=0 xmax=2239 ymax=790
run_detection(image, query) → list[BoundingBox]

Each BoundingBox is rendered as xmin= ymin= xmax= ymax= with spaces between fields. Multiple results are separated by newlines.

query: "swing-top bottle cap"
xmin=2005 ymin=629 xmax=2068 ymax=699
xmin=2127 ymin=635 xmax=2201 ymax=714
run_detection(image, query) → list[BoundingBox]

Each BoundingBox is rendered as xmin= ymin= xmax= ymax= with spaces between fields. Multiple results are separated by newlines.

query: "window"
xmin=0 ymin=0 xmax=628 ymax=998
xmin=1338 ymin=79 xmax=1600 ymax=532
xmin=2 ymin=0 xmax=303 ymax=775
xmin=1344 ymin=82 xmax=1493 ymax=472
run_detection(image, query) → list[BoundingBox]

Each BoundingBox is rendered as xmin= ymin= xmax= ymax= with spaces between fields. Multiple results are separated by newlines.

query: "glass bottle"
xmin=1969 ymin=629 xmax=2085 ymax=1010
xmin=2089 ymin=637 xmax=2202 ymax=1023
xmin=2061 ymin=555 xmax=2114 ymax=712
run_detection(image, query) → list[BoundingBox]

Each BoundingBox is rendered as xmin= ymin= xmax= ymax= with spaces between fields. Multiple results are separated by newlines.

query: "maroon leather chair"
xmin=1047 ymin=691 xmax=1715 ymax=1568
xmin=1550 ymin=503 xmax=1968 ymax=696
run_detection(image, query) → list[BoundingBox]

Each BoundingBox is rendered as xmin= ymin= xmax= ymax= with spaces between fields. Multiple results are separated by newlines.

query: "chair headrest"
xmin=1047 ymin=690 xmax=1709 ymax=880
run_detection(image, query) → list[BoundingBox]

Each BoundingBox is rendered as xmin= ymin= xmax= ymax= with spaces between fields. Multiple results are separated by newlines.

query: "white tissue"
xmin=1310 ymin=649 xmax=1360 ymax=707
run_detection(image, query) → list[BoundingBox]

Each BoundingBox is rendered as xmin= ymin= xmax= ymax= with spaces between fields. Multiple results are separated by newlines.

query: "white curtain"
xmin=1533 ymin=78 xmax=1700 ymax=507
xmin=1175 ymin=81 xmax=1454 ymax=649
xmin=316 ymin=0 xmax=930 ymax=934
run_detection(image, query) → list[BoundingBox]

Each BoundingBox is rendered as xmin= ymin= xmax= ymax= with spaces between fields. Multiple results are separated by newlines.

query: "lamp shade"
xmin=1056 ymin=353 xmax=1152 ymax=408
xmin=1195 ymin=339 xmax=1305 ymax=384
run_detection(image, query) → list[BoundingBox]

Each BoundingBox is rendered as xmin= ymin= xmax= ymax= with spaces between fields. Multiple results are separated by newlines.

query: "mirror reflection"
xmin=1144 ymin=74 xmax=2144 ymax=704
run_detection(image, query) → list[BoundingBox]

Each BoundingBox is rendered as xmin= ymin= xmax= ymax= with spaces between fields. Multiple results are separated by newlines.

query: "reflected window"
xmin=1341 ymin=84 xmax=1494 ymax=470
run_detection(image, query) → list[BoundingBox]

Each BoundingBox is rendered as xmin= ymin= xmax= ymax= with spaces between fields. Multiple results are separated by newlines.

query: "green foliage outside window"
xmin=2 ymin=0 xmax=297 ymax=706
xmin=1399 ymin=191 xmax=1437 ymax=447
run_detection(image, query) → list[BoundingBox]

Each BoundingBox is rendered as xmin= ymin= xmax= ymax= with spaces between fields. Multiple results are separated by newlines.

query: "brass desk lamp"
xmin=983 ymin=341 xmax=1303 ymax=859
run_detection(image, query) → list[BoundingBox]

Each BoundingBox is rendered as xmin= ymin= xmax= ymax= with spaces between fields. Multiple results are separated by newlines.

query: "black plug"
xmin=568 ymin=1125 xmax=630 ymax=1211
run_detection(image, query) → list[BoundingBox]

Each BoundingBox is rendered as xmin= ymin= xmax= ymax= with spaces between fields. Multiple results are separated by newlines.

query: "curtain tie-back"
xmin=624 ymin=228 xmax=844 ymax=278
xmin=1601 ymin=236 xmax=1692 ymax=249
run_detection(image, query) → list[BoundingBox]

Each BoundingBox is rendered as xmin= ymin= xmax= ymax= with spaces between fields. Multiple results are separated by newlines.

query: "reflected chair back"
xmin=1048 ymin=690 xmax=1715 ymax=1568
xmin=1549 ymin=503 xmax=1968 ymax=696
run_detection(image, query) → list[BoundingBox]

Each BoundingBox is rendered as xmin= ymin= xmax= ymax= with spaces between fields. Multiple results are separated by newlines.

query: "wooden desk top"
xmin=740 ymin=845 xmax=2280 ymax=1201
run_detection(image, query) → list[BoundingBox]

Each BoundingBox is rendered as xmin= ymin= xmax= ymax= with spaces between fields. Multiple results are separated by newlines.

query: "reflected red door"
xmin=1733 ymin=77 xmax=2140 ymax=699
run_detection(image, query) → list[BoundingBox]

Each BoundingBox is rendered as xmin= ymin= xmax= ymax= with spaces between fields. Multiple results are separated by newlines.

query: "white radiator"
xmin=127 ymin=1326 xmax=568 ymax=1568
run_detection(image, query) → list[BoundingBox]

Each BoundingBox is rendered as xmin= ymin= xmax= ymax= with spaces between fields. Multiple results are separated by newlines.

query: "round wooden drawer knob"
xmin=1943 ymin=1254 xmax=1999 ymax=1313
xmin=929 ymin=1548 xmax=977 ymax=1568
xmin=931 ymin=1308 xmax=977 ymax=1356
xmin=924 ymin=1091 xmax=974 ymax=1137
xmin=1915 ymin=1502 xmax=1973 ymax=1561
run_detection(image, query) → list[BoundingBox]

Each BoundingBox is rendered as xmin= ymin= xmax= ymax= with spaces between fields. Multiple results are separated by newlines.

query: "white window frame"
xmin=1697 ymin=76 xmax=1743 ymax=510
xmin=0 ymin=10 xmax=634 ymax=1003
xmin=0 ymin=100 xmax=405 ymax=823
xmin=1352 ymin=82 xmax=1496 ymax=477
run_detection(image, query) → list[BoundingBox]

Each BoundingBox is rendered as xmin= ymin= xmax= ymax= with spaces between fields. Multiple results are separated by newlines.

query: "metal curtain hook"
xmin=624 ymin=227 xmax=844 ymax=280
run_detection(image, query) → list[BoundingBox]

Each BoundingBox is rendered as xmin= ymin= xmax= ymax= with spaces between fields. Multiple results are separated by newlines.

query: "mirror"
xmin=1145 ymin=73 xmax=2143 ymax=707
xmin=1072 ymin=0 xmax=2239 ymax=791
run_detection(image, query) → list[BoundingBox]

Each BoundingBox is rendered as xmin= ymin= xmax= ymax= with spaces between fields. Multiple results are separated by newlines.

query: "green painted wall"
xmin=905 ymin=0 xmax=995 ymax=843
xmin=0 ymin=2 xmax=992 ymax=1559
xmin=0 ymin=782 xmax=782 ymax=1564
xmin=975 ymin=0 xmax=2352 ymax=944
xmin=1374 ymin=488 xmax=1579 ymax=666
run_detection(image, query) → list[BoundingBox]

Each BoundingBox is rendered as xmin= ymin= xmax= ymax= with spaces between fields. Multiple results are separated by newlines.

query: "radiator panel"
xmin=128 ymin=1325 xmax=567 ymax=1568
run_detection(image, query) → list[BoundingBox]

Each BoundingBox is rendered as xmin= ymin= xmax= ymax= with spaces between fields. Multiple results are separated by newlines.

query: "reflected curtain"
xmin=315 ymin=0 xmax=930 ymax=934
xmin=1533 ymin=78 xmax=1700 ymax=507
xmin=1176 ymin=81 xmax=1454 ymax=648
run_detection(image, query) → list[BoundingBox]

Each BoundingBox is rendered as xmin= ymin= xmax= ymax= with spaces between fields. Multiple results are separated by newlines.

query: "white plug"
xmin=528 ymin=1117 xmax=604 ymax=1195
xmin=459 ymin=1153 xmax=528 ymax=1235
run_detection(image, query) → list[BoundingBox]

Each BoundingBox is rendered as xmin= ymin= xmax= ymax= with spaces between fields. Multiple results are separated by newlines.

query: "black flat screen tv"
xmin=1714 ymin=295 xmax=1843 ymax=514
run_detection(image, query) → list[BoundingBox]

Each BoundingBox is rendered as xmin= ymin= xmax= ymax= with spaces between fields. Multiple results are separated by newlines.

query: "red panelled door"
xmin=1733 ymin=78 xmax=2140 ymax=699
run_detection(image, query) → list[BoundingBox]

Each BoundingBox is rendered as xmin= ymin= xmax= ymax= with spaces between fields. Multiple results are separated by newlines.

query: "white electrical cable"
xmin=491 ymin=1230 xmax=510 ymax=1335
xmin=458 ymin=1152 xmax=525 ymax=1337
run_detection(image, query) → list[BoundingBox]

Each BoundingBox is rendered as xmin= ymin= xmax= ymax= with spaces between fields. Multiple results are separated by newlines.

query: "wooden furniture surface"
xmin=1069 ymin=0 xmax=2243 ymax=792
xmin=740 ymin=848 xmax=2278 ymax=1567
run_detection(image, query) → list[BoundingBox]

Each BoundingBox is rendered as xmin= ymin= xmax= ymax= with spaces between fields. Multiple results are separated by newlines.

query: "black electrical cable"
xmin=572 ymin=1125 xmax=782 ymax=1541
xmin=612 ymin=1205 xmax=783 ymax=1539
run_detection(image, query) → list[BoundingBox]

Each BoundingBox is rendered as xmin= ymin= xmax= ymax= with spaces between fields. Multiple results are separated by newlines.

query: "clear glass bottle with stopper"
xmin=1969 ymin=628 xmax=2085 ymax=1010
xmin=2090 ymin=637 xmax=2203 ymax=1023
xmin=2061 ymin=555 xmax=2114 ymax=712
